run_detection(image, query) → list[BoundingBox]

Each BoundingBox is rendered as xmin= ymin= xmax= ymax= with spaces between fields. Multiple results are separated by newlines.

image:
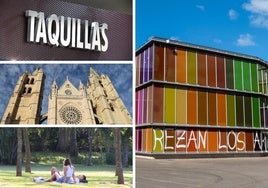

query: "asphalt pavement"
xmin=136 ymin=156 xmax=268 ymax=188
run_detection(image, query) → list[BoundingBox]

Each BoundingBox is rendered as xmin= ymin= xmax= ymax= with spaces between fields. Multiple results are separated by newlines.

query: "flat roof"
xmin=136 ymin=37 xmax=267 ymax=65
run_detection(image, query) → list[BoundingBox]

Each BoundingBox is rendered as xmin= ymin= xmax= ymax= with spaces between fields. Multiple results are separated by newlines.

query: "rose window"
xmin=60 ymin=106 xmax=82 ymax=124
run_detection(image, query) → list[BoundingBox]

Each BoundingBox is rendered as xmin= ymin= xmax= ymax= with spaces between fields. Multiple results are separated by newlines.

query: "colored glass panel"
xmin=259 ymin=67 xmax=263 ymax=93
xmin=165 ymin=47 xmax=175 ymax=82
xmin=142 ymin=129 xmax=147 ymax=152
xmin=135 ymin=55 xmax=140 ymax=86
xmin=251 ymin=63 xmax=258 ymax=92
xmin=176 ymin=49 xmax=186 ymax=83
xmin=198 ymin=130 xmax=208 ymax=152
xmin=207 ymin=54 xmax=216 ymax=87
xmin=217 ymin=56 xmax=225 ymax=88
xmin=148 ymin=86 xmax=153 ymax=123
xmin=165 ymin=129 xmax=175 ymax=152
xmin=243 ymin=61 xmax=251 ymax=91
xmin=138 ymin=90 xmax=143 ymax=124
xmin=227 ymin=94 xmax=235 ymax=126
xmin=234 ymin=59 xmax=243 ymax=90
xmin=244 ymin=96 xmax=252 ymax=127
xmin=198 ymin=91 xmax=207 ymax=125
xmin=208 ymin=92 xmax=217 ymax=125
xmin=218 ymin=131 xmax=227 ymax=152
xmin=187 ymin=51 xmax=197 ymax=85
xmin=263 ymin=69 xmax=267 ymax=94
xmin=149 ymin=46 xmax=153 ymax=81
xmin=146 ymin=128 xmax=153 ymax=152
xmin=197 ymin=53 xmax=207 ymax=86
xmin=176 ymin=88 xmax=187 ymax=124
xmin=143 ymin=88 xmax=147 ymax=124
xmin=137 ymin=129 xmax=142 ymax=151
xmin=165 ymin=86 xmax=176 ymax=123
xmin=253 ymin=97 xmax=260 ymax=128
xmin=236 ymin=95 xmax=244 ymax=127
xmin=140 ymin=52 xmax=144 ymax=84
xmin=135 ymin=91 xmax=138 ymax=124
xmin=176 ymin=129 xmax=187 ymax=152
xmin=143 ymin=48 xmax=149 ymax=82
xmin=153 ymin=128 xmax=164 ymax=152
xmin=154 ymin=45 xmax=164 ymax=81
xmin=153 ymin=86 xmax=164 ymax=123
xmin=187 ymin=90 xmax=197 ymax=124
xmin=208 ymin=130 xmax=217 ymax=152
xmin=217 ymin=93 xmax=226 ymax=126
xmin=246 ymin=131 xmax=253 ymax=151
xmin=226 ymin=58 xmax=234 ymax=89
xmin=187 ymin=130 xmax=197 ymax=152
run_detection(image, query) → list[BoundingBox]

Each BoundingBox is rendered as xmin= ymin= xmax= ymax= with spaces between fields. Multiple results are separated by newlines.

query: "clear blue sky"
xmin=0 ymin=64 xmax=132 ymax=123
xmin=136 ymin=0 xmax=268 ymax=61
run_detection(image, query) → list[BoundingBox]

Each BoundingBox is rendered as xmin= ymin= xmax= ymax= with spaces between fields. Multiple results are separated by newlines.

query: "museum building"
xmin=135 ymin=37 xmax=268 ymax=156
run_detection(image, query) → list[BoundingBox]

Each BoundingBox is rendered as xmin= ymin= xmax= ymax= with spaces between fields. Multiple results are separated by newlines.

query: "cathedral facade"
xmin=1 ymin=67 xmax=132 ymax=125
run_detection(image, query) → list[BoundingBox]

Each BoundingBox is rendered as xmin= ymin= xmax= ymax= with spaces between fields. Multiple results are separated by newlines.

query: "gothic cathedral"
xmin=1 ymin=67 xmax=132 ymax=124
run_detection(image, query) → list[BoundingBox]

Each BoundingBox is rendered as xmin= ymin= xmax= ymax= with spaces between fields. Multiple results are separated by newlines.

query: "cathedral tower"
xmin=87 ymin=68 xmax=132 ymax=124
xmin=1 ymin=67 xmax=45 ymax=124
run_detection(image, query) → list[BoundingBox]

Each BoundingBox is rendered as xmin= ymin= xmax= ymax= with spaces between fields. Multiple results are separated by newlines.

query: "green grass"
xmin=0 ymin=165 xmax=132 ymax=188
xmin=0 ymin=152 xmax=133 ymax=187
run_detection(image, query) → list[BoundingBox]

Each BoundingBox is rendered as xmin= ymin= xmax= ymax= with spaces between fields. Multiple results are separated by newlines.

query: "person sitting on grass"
xmin=45 ymin=167 xmax=62 ymax=182
xmin=56 ymin=158 xmax=75 ymax=183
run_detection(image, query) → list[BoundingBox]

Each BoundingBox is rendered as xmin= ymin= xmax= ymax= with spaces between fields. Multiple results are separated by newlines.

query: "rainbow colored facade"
xmin=135 ymin=37 xmax=268 ymax=156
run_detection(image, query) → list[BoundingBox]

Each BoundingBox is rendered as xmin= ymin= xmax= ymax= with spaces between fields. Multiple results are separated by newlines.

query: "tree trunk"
xmin=70 ymin=128 xmax=78 ymax=157
xmin=87 ymin=128 xmax=94 ymax=166
xmin=23 ymin=128 xmax=31 ymax=173
xmin=56 ymin=128 xmax=70 ymax=152
xmin=114 ymin=128 xmax=124 ymax=184
xmin=16 ymin=128 xmax=22 ymax=176
xmin=122 ymin=136 xmax=129 ymax=168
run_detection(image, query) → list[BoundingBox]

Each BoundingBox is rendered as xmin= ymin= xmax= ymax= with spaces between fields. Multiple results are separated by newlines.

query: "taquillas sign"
xmin=25 ymin=10 xmax=108 ymax=52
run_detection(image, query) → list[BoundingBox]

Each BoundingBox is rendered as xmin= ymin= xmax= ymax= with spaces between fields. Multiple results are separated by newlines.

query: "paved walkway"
xmin=136 ymin=156 xmax=268 ymax=188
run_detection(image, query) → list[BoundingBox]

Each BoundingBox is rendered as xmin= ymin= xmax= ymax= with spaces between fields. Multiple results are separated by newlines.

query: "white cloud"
xmin=213 ymin=38 xmax=222 ymax=44
xmin=236 ymin=33 xmax=256 ymax=46
xmin=243 ymin=0 xmax=268 ymax=28
xmin=229 ymin=9 xmax=238 ymax=20
xmin=196 ymin=5 xmax=205 ymax=11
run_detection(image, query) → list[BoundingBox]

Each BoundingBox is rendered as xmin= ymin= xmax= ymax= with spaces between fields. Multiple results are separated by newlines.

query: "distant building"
xmin=1 ymin=67 xmax=132 ymax=124
xmin=136 ymin=37 xmax=268 ymax=156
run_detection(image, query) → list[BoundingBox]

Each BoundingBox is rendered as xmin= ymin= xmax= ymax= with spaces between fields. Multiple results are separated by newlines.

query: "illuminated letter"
xmin=71 ymin=18 xmax=76 ymax=48
xmin=187 ymin=130 xmax=197 ymax=150
xmin=47 ymin=14 xmax=59 ymax=46
xmin=91 ymin=22 xmax=101 ymax=51
xmin=35 ymin=12 xmax=47 ymax=44
xmin=254 ymin=132 xmax=261 ymax=150
xmin=218 ymin=131 xmax=227 ymax=150
xmin=164 ymin=129 xmax=174 ymax=150
xmin=198 ymin=130 xmax=208 ymax=150
xmin=153 ymin=129 xmax=164 ymax=152
xmin=227 ymin=131 xmax=236 ymax=151
xmin=25 ymin=10 xmax=38 ymax=42
xmin=237 ymin=131 xmax=245 ymax=151
xmin=59 ymin=16 xmax=71 ymax=47
xmin=100 ymin=23 xmax=108 ymax=52
xmin=84 ymin=20 xmax=91 ymax=50
xmin=76 ymin=19 xmax=83 ymax=49
xmin=176 ymin=130 xmax=186 ymax=149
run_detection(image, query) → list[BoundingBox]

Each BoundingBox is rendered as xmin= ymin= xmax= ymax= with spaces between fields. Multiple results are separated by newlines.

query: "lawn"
xmin=0 ymin=164 xmax=133 ymax=187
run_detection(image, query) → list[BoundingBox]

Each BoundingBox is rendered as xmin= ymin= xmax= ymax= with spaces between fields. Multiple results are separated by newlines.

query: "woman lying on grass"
xmin=44 ymin=164 xmax=87 ymax=183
